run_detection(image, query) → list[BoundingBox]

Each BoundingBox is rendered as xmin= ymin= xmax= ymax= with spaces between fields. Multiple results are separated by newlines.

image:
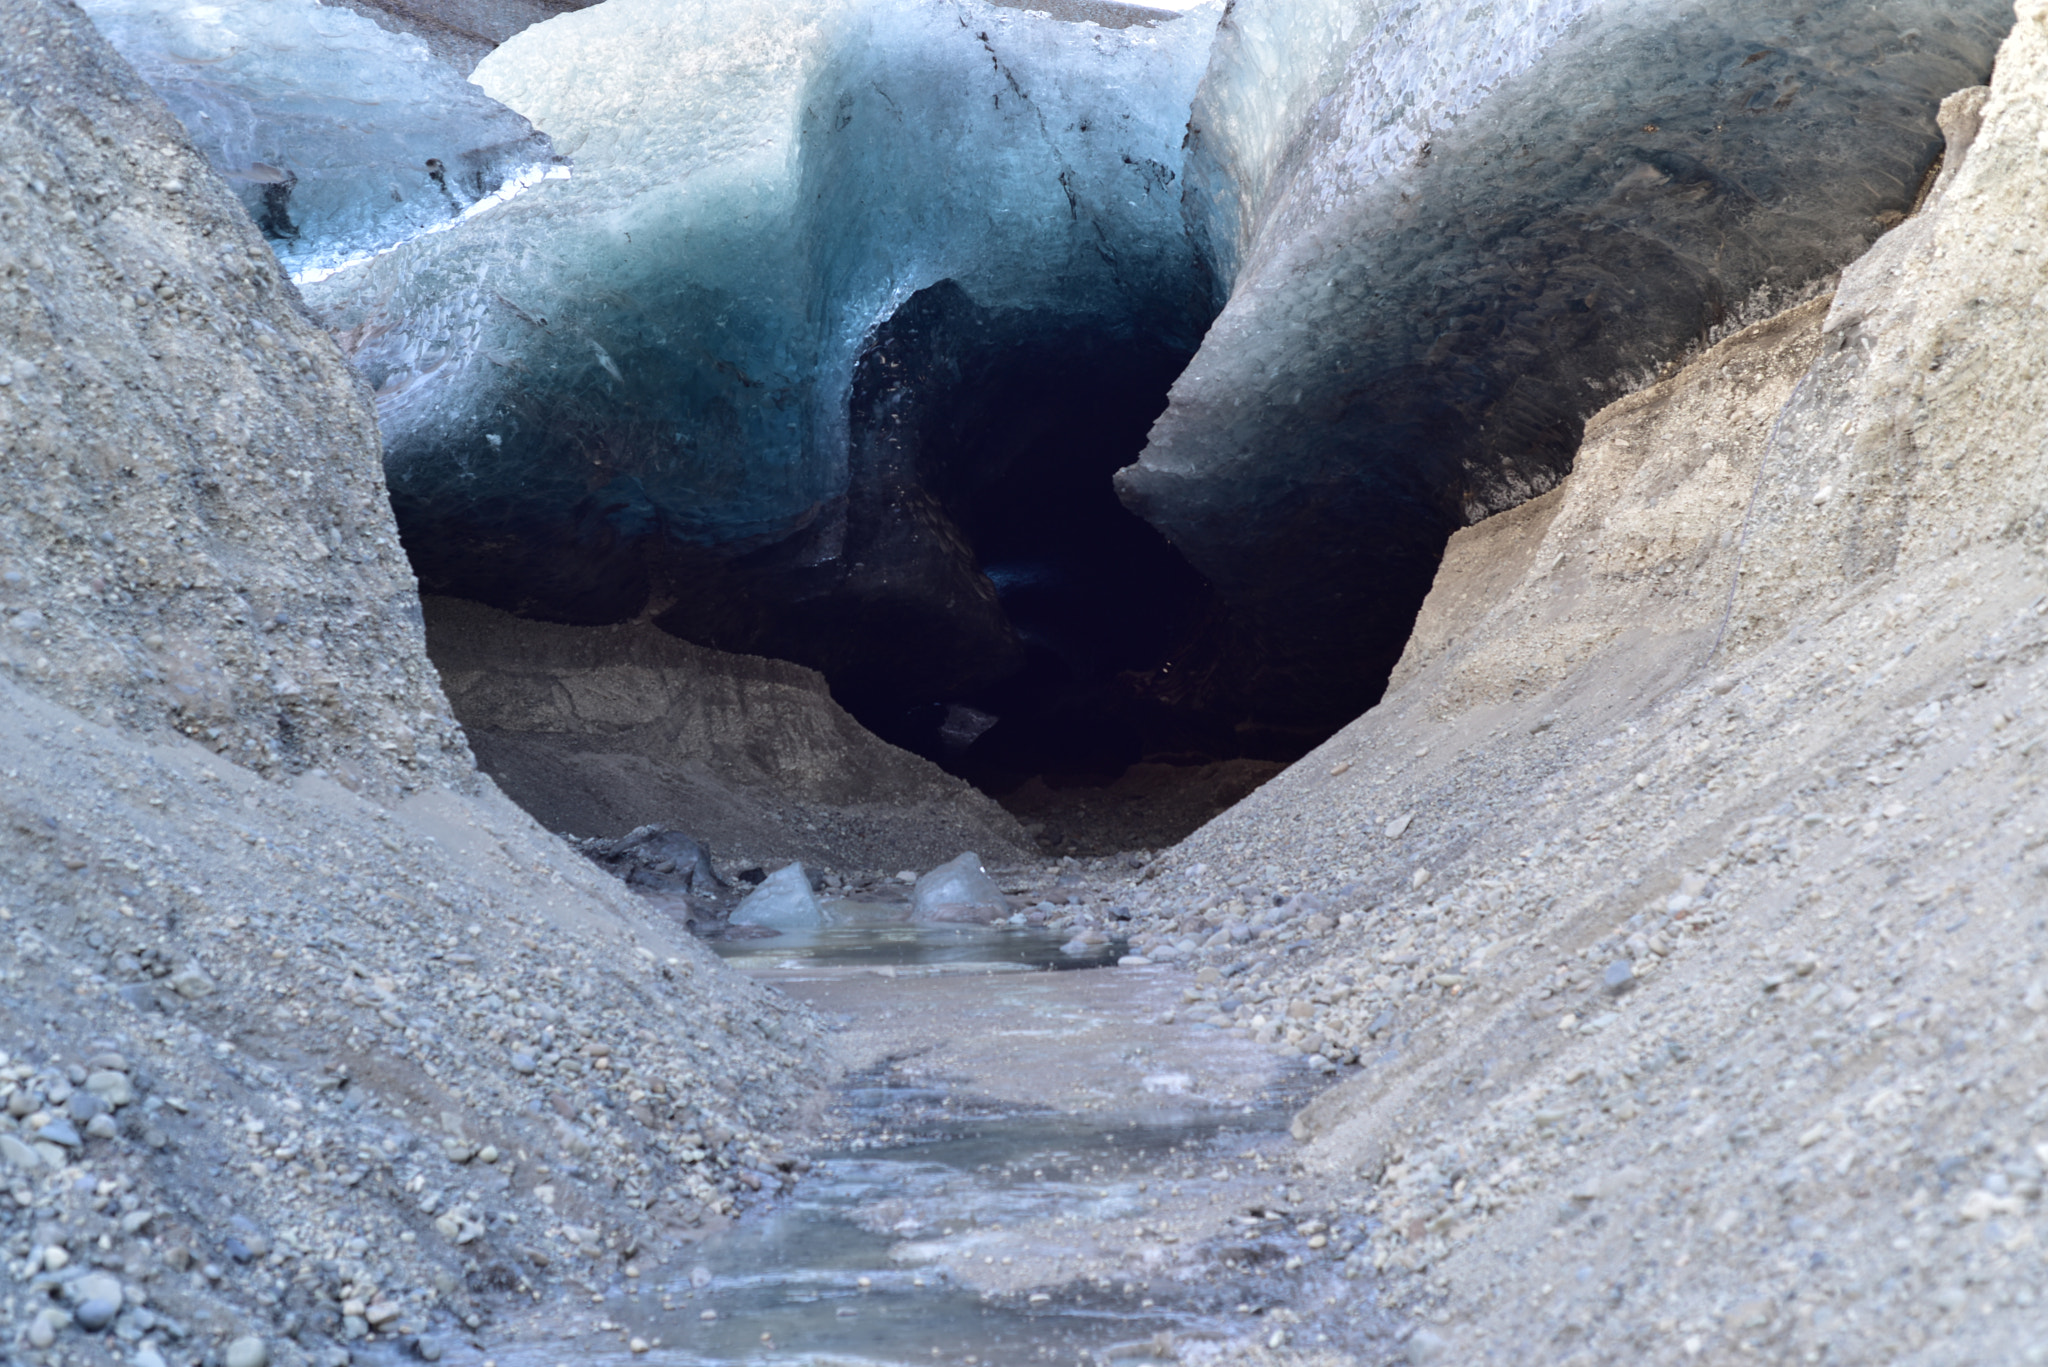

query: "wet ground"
xmin=465 ymin=913 xmax=1397 ymax=1366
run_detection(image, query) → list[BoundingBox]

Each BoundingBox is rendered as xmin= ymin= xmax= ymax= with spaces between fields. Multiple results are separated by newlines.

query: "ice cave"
xmin=84 ymin=0 xmax=2010 ymax=792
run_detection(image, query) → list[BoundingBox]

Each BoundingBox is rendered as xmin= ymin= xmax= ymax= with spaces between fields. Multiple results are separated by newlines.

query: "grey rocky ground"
xmin=1084 ymin=51 xmax=2048 ymax=1366
xmin=1 ymin=7 xmax=825 ymax=1365
xmin=15 ymin=1 xmax=2048 ymax=1365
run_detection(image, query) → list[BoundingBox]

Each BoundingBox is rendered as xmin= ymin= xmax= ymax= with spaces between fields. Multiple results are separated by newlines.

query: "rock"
xmin=571 ymin=825 xmax=725 ymax=896
xmin=74 ymin=1295 xmax=121 ymax=1332
xmin=911 ymin=853 xmax=1013 ymax=925
xmin=38 ymin=1118 xmax=82 ymax=1149
xmin=168 ymin=965 xmax=216 ymax=998
xmin=135 ymin=1346 xmax=169 ymax=1367
xmin=85 ymin=1070 xmax=135 ymax=1107
xmin=29 ymin=1307 xmax=69 ymax=1348
xmin=1603 ymin=959 xmax=1636 ymax=992
xmin=86 ymin=1114 xmax=118 ymax=1140
xmin=731 ymin=863 xmax=825 ymax=930
xmin=1385 ymin=814 xmax=1414 ymax=840
xmin=441 ymin=1138 xmax=476 ymax=1164
xmin=224 ymin=1336 xmax=271 ymax=1367
xmin=510 ymin=1050 xmax=538 ymax=1074
xmin=68 ymin=1089 xmax=107 ymax=1123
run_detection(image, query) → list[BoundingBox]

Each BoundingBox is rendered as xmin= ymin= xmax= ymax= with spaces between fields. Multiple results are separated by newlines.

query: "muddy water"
xmin=472 ymin=913 xmax=1392 ymax=1366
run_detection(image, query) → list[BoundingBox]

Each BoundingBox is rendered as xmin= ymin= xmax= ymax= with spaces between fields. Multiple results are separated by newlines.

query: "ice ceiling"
xmin=86 ymin=0 xmax=2012 ymax=773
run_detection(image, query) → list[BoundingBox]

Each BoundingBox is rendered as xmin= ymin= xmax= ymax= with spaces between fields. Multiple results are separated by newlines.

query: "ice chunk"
xmin=913 ymin=853 xmax=1012 ymax=924
xmin=731 ymin=863 xmax=823 ymax=930
xmin=78 ymin=0 xmax=555 ymax=279
xmin=302 ymin=0 xmax=1220 ymax=623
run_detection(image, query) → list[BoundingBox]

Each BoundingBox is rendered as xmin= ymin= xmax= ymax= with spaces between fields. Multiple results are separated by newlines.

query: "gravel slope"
xmin=1 ymin=8 xmax=827 ymax=1365
xmin=1108 ymin=53 xmax=2048 ymax=1365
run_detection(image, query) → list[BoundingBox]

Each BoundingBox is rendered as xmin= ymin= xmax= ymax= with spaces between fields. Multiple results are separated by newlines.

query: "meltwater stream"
xmin=467 ymin=911 xmax=1371 ymax=1367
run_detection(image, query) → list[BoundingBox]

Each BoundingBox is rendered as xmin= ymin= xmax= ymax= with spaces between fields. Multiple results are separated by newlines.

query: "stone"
xmin=731 ymin=863 xmax=825 ymax=931
xmin=1603 ymin=959 xmax=1636 ymax=992
xmin=911 ymin=853 xmax=1013 ymax=925
xmin=68 ymin=1090 xmax=107 ymax=1123
xmin=168 ymin=966 xmax=216 ymax=999
xmin=85 ymin=1070 xmax=135 ymax=1107
xmin=572 ymin=825 xmax=725 ymax=896
xmin=2 ymin=1133 xmax=43 ymax=1169
xmin=1385 ymin=814 xmax=1414 ymax=840
xmin=74 ymin=1295 xmax=121 ymax=1332
xmin=510 ymin=1050 xmax=538 ymax=1075
xmin=224 ymin=1336 xmax=271 ymax=1367
xmin=29 ymin=1307 xmax=69 ymax=1348
xmin=37 ymin=1118 xmax=82 ymax=1149
xmin=86 ymin=1114 xmax=118 ymax=1140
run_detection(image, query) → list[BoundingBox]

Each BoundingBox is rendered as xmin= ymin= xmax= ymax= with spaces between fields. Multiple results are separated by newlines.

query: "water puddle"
xmin=706 ymin=905 xmax=1126 ymax=975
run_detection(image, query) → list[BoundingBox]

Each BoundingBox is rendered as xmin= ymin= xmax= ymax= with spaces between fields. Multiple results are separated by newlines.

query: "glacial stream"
xmin=466 ymin=914 xmax=1382 ymax=1367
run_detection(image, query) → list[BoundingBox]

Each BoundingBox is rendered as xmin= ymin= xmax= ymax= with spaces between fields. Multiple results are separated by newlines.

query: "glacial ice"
xmin=78 ymin=0 xmax=556 ymax=279
xmin=911 ymin=853 xmax=1011 ymax=924
xmin=303 ymin=0 xmax=1219 ymax=600
xmin=1120 ymin=0 xmax=2011 ymax=731
xmin=732 ymin=863 xmax=825 ymax=931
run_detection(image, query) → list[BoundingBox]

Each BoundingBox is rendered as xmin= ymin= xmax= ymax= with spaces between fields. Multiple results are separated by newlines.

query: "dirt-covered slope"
xmin=423 ymin=596 xmax=1033 ymax=870
xmin=1113 ymin=42 xmax=2048 ymax=1365
xmin=0 ymin=6 xmax=827 ymax=1366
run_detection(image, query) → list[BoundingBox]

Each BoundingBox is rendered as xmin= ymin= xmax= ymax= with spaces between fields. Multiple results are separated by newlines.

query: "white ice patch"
xmin=290 ymin=165 xmax=571 ymax=286
xmin=79 ymin=0 xmax=556 ymax=277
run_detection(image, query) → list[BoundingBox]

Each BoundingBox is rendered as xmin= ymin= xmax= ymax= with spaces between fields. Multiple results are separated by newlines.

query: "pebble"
xmin=29 ymin=1307 xmax=70 ymax=1348
xmin=38 ymin=1118 xmax=82 ymax=1149
xmin=85 ymin=1070 xmax=135 ymax=1107
xmin=1 ymin=1133 xmax=41 ymax=1169
xmin=1603 ymin=959 xmax=1635 ymax=992
xmin=224 ymin=1335 xmax=271 ymax=1367
xmin=168 ymin=965 xmax=216 ymax=998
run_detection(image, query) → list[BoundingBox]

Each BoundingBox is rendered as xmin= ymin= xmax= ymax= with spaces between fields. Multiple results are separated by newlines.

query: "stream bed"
xmin=470 ymin=915 xmax=1391 ymax=1367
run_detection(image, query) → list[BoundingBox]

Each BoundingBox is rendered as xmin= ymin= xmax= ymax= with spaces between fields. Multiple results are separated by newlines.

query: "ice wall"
xmin=1119 ymin=0 xmax=2013 ymax=731
xmin=79 ymin=0 xmax=556 ymax=278
xmin=304 ymin=0 xmax=1219 ymax=670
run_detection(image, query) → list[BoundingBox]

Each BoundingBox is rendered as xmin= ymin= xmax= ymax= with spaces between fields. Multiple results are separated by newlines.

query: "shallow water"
xmin=475 ymin=908 xmax=1363 ymax=1367
xmin=538 ymin=1091 xmax=1294 ymax=1367
xmin=707 ymin=901 xmax=1127 ymax=974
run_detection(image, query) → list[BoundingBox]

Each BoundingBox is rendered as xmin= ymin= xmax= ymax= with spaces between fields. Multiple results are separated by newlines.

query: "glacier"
xmin=1117 ymin=0 xmax=2012 ymax=733
xmin=303 ymin=0 xmax=1222 ymax=719
xmin=78 ymin=0 xmax=558 ymax=279
xmin=84 ymin=0 xmax=2013 ymax=763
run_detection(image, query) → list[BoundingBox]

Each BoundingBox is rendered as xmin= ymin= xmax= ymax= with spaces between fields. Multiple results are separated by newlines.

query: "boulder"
xmin=568 ymin=825 xmax=724 ymax=896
